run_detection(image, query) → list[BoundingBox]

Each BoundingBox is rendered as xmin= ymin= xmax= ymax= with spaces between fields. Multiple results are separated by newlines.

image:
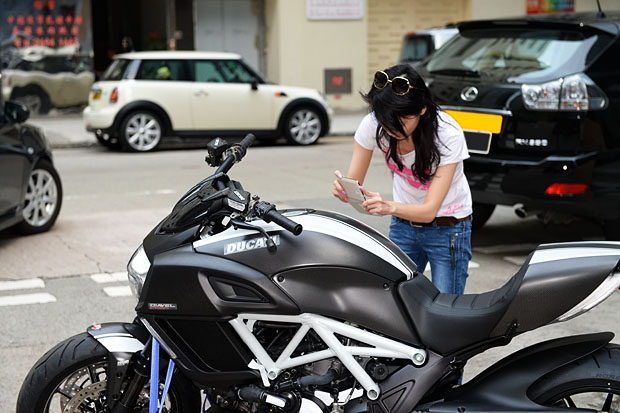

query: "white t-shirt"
xmin=354 ymin=111 xmax=472 ymax=219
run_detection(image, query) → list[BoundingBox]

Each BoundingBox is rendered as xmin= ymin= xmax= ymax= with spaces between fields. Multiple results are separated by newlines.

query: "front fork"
xmin=86 ymin=321 xmax=176 ymax=413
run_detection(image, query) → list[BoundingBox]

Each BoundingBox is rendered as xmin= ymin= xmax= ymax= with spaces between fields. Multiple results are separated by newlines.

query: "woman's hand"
xmin=332 ymin=170 xmax=348 ymax=202
xmin=362 ymin=188 xmax=395 ymax=216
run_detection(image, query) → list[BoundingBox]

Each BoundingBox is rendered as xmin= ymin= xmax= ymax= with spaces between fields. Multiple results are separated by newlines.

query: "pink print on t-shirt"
xmin=385 ymin=157 xmax=430 ymax=191
xmin=442 ymin=203 xmax=463 ymax=215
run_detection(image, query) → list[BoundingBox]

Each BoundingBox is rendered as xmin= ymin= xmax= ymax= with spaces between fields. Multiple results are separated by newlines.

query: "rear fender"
xmin=430 ymin=332 xmax=614 ymax=412
xmin=87 ymin=321 xmax=149 ymax=402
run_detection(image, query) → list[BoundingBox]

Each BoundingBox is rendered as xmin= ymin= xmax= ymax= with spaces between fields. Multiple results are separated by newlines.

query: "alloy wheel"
xmin=124 ymin=113 xmax=162 ymax=151
xmin=287 ymin=109 xmax=321 ymax=145
xmin=22 ymin=168 xmax=59 ymax=227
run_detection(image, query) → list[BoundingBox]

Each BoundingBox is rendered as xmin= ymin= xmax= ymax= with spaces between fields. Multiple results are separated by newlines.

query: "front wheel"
xmin=284 ymin=107 xmax=322 ymax=145
xmin=17 ymin=333 xmax=200 ymax=412
xmin=529 ymin=344 xmax=620 ymax=410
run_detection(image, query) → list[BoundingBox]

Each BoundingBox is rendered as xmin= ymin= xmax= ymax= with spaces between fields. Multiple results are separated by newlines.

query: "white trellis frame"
xmin=229 ymin=313 xmax=427 ymax=400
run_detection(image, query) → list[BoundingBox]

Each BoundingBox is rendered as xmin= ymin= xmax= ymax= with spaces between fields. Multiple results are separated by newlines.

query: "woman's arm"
xmin=363 ymin=163 xmax=457 ymax=222
xmin=333 ymin=141 xmax=373 ymax=202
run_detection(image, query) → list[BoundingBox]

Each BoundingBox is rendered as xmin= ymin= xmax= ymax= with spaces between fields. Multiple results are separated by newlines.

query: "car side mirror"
xmin=251 ymin=79 xmax=259 ymax=91
xmin=5 ymin=100 xmax=30 ymax=123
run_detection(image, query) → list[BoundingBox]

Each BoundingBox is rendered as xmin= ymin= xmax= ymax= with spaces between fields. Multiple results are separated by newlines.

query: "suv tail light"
xmin=522 ymin=73 xmax=606 ymax=112
xmin=109 ymin=87 xmax=119 ymax=103
xmin=545 ymin=183 xmax=588 ymax=195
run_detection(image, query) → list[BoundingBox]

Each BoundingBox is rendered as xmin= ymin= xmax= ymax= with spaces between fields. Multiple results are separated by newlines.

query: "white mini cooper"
xmin=83 ymin=51 xmax=332 ymax=152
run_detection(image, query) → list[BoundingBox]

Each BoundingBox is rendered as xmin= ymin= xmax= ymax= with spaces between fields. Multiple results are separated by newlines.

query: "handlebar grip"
xmin=239 ymin=134 xmax=256 ymax=151
xmin=265 ymin=210 xmax=303 ymax=236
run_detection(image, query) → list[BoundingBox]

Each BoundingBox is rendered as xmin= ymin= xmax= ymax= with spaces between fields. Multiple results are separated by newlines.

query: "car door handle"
xmin=193 ymin=90 xmax=208 ymax=96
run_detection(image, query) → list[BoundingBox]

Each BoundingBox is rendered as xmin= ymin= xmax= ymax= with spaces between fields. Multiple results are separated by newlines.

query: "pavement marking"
xmin=91 ymin=272 xmax=128 ymax=283
xmin=473 ymin=243 xmax=538 ymax=255
xmin=65 ymin=189 xmax=176 ymax=201
xmin=503 ymin=255 xmax=529 ymax=266
xmin=103 ymin=286 xmax=133 ymax=297
xmin=0 ymin=278 xmax=45 ymax=291
xmin=0 ymin=293 xmax=56 ymax=306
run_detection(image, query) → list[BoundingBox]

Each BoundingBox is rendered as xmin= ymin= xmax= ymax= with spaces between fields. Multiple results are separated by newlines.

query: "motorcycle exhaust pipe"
xmin=238 ymin=385 xmax=288 ymax=408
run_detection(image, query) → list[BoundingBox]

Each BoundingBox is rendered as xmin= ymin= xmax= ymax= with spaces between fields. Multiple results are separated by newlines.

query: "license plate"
xmin=92 ymin=90 xmax=102 ymax=100
xmin=445 ymin=110 xmax=503 ymax=134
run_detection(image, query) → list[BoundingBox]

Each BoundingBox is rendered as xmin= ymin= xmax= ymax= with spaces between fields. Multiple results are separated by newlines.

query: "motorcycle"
xmin=17 ymin=134 xmax=620 ymax=412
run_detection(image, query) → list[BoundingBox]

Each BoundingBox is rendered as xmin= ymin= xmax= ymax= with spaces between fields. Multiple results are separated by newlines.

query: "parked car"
xmin=0 ymin=100 xmax=62 ymax=234
xmin=83 ymin=51 xmax=333 ymax=152
xmin=417 ymin=11 xmax=620 ymax=239
xmin=1 ymin=46 xmax=95 ymax=115
xmin=400 ymin=25 xmax=459 ymax=65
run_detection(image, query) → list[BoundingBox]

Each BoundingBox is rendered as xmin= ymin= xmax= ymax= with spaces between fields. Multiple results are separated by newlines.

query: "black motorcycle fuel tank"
xmin=192 ymin=210 xmax=422 ymax=345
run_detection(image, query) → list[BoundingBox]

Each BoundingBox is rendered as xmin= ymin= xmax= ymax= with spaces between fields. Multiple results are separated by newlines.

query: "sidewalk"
xmin=28 ymin=109 xmax=367 ymax=149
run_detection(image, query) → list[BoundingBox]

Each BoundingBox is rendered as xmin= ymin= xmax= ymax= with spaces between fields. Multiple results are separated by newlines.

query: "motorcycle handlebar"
xmin=266 ymin=209 xmax=303 ymax=235
xmin=215 ymin=133 xmax=256 ymax=179
xmin=255 ymin=201 xmax=303 ymax=235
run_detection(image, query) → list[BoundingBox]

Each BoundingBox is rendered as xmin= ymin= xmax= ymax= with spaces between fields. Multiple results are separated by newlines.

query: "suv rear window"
xmin=426 ymin=27 xmax=613 ymax=82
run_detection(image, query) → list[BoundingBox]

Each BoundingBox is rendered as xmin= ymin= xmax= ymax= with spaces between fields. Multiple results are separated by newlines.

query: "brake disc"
xmin=62 ymin=380 xmax=107 ymax=413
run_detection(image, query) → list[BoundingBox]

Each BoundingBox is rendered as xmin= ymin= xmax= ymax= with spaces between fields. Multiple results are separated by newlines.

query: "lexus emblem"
xmin=460 ymin=86 xmax=479 ymax=102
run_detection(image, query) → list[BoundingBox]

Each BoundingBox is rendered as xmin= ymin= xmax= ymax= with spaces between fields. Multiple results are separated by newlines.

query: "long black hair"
xmin=363 ymin=64 xmax=441 ymax=184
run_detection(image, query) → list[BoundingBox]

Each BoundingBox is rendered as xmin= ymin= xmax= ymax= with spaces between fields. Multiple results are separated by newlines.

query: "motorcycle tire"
xmin=16 ymin=332 xmax=201 ymax=413
xmin=529 ymin=344 xmax=620 ymax=410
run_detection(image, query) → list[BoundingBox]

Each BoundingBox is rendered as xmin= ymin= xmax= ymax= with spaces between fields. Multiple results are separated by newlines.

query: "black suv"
xmin=417 ymin=12 xmax=620 ymax=239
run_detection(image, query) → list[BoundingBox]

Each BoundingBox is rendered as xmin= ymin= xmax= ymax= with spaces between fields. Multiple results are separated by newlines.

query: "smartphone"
xmin=339 ymin=177 xmax=368 ymax=214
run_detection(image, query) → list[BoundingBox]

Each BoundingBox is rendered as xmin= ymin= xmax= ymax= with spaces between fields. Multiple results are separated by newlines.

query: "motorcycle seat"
xmin=398 ymin=260 xmax=526 ymax=355
xmin=398 ymin=242 xmax=620 ymax=355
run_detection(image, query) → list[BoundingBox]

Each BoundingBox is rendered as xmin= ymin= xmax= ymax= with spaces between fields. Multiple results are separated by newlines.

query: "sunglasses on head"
xmin=373 ymin=71 xmax=424 ymax=96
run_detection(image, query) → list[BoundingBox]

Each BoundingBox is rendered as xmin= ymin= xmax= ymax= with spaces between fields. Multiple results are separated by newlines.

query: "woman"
xmin=333 ymin=64 xmax=472 ymax=295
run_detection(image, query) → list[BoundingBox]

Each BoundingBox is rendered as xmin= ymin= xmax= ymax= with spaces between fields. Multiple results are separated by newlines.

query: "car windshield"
xmin=103 ymin=59 xmax=130 ymax=80
xmin=425 ymin=27 xmax=613 ymax=83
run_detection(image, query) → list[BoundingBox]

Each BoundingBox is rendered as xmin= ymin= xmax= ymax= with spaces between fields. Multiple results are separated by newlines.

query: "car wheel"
xmin=11 ymin=85 xmax=52 ymax=115
xmin=120 ymin=111 xmax=163 ymax=152
xmin=472 ymin=202 xmax=495 ymax=230
xmin=284 ymin=107 xmax=322 ymax=145
xmin=15 ymin=159 xmax=63 ymax=235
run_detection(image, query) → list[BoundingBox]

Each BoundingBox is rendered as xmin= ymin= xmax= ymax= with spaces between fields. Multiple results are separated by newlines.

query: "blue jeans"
xmin=389 ymin=216 xmax=472 ymax=294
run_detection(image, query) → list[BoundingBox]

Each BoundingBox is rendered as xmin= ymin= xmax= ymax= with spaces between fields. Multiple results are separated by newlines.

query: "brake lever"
xmin=230 ymin=219 xmax=277 ymax=252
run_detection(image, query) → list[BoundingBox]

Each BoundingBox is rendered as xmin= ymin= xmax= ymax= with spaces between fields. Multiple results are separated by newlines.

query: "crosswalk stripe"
xmin=0 ymin=278 xmax=45 ymax=291
xmin=103 ymin=286 xmax=133 ymax=297
xmin=91 ymin=272 xmax=128 ymax=283
xmin=0 ymin=293 xmax=56 ymax=306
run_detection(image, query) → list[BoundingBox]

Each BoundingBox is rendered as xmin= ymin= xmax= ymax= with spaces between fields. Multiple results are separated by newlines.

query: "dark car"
xmin=417 ymin=12 xmax=620 ymax=239
xmin=0 ymin=100 xmax=62 ymax=234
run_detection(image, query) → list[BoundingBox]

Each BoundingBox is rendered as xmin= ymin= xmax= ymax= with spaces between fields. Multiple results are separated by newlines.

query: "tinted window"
xmin=135 ymin=60 xmax=190 ymax=81
xmin=401 ymin=35 xmax=432 ymax=62
xmin=425 ymin=27 xmax=614 ymax=82
xmin=194 ymin=61 xmax=226 ymax=82
xmin=104 ymin=59 xmax=130 ymax=80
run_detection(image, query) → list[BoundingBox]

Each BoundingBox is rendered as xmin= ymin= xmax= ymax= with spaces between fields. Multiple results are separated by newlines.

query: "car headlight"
xmin=127 ymin=245 xmax=150 ymax=301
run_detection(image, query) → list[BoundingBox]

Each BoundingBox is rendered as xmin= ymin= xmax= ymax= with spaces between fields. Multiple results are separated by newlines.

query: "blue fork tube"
xmin=150 ymin=339 xmax=160 ymax=413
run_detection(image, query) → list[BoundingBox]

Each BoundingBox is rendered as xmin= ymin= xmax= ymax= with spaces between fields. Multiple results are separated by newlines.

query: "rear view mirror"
xmin=5 ymin=100 xmax=30 ymax=123
xmin=251 ymin=79 xmax=259 ymax=91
